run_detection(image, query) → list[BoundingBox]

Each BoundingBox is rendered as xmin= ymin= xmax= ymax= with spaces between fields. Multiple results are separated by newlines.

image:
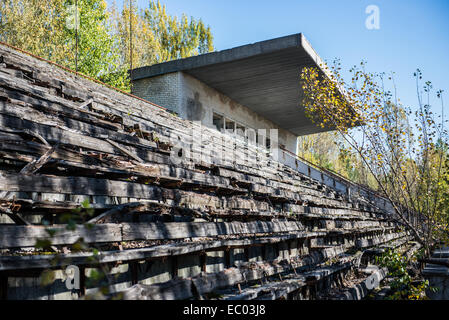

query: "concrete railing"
xmin=278 ymin=148 xmax=394 ymax=214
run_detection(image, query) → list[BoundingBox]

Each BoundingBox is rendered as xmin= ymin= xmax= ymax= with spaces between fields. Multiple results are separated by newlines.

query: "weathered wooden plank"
xmin=0 ymin=224 xmax=121 ymax=248
xmin=0 ymin=172 xmax=163 ymax=199
xmin=329 ymin=267 xmax=388 ymax=300
xmin=122 ymin=248 xmax=357 ymax=300
xmin=0 ymin=198 xmax=117 ymax=212
xmin=19 ymin=144 xmax=56 ymax=175
xmin=0 ymin=220 xmax=306 ymax=248
xmin=0 ymin=206 xmax=30 ymax=225
xmin=355 ymin=232 xmax=407 ymax=248
xmin=0 ymin=172 xmax=237 ymax=211
xmin=0 ymin=138 xmax=99 ymax=166
xmin=0 ymin=231 xmax=325 ymax=271
xmin=78 ymin=98 xmax=93 ymax=110
xmin=122 ymin=278 xmax=193 ymax=300
xmin=0 ymin=171 xmax=388 ymax=221
xmin=0 ymin=103 xmax=158 ymax=152
xmin=121 ymin=220 xmax=305 ymax=241
xmin=225 ymin=277 xmax=306 ymax=300
xmin=0 ymin=113 xmax=119 ymax=153
xmin=105 ymin=138 xmax=144 ymax=163
xmin=0 ymin=134 xmax=189 ymax=171
xmin=43 ymin=158 xmax=240 ymax=192
xmin=0 ymin=86 xmax=120 ymax=131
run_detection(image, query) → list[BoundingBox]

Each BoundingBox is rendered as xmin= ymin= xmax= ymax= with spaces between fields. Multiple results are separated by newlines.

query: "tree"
xmin=297 ymin=132 xmax=338 ymax=170
xmin=143 ymin=0 xmax=214 ymax=62
xmin=297 ymin=131 xmax=377 ymax=189
xmin=0 ymin=0 xmax=68 ymax=63
xmin=0 ymin=0 xmax=129 ymax=90
xmin=300 ymin=61 xmax=448 ymax=255
xmin=109 ymin=0 xmax=161 ymax=71
xmin=0 ymin=0 xmax=214 ymax=92
xmin=65 ymin=0 xmax=129 ymax=90
xmin=110 ymin=0 xmax=214 ymax=71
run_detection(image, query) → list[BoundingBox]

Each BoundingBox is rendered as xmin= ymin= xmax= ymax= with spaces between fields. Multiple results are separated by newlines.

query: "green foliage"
xmin=144 ymin=0 xmax=214 ymax=62
xmin=0 ymin=0 xmax=129 ymax=90
xmin=297 ymin=132 xmax=377 ymax=189
xmin=111 ymin=0 xmax=214 ymax=71
xmin=35 ymin=239 xmax=53 ymax=250
xmin=301 ymin=61 xmax=449 ymax=251
xmin=65 ymin=0 xmax=129 ymax=90
xmin=40 ymin=269 xmax=56 ymax=287
xmin=60 ymin=198 xmax=95 ymax=229
xmin=376 ymin=249 xmax=429 ymax=300
xmin=0 ymin=0 xmax=67 ymax=63
xmin=0 ymin=0 xmax=214 ymax=92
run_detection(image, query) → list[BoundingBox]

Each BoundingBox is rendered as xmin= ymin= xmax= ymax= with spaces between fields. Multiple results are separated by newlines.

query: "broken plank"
xmin=88 ymin=202 xmax=143 ymax=224
xmin=105 ymin=138 xmax=144 ymax=163
xmin=19 ymin=143 xmax=57 ymax=175
xmin=0 ymin=86 xmax=120 ymax=131
xmin=0 ymin=206 xmax=30 ymax=225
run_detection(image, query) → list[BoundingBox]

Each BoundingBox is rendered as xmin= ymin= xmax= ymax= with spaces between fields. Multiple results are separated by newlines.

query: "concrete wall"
xmin=132 ymin=72 xmax=298 ymax=154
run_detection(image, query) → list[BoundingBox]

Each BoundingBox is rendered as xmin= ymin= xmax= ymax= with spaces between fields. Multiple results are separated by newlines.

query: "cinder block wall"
xmin=132 ymin=72 xmax=183 ymax=115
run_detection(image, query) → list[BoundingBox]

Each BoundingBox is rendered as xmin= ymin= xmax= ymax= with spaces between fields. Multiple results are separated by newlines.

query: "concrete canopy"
xmin=131 ymin=33 xmax=338 ymax=136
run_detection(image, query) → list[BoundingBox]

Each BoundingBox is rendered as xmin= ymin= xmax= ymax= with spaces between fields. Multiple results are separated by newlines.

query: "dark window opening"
xmin=236 ymin=123 xmax=246 ymax=137
xmin=213 ymin=112 xmax=224 ymax=131
xmin=225 ymin=119 xmax=235 ymax=134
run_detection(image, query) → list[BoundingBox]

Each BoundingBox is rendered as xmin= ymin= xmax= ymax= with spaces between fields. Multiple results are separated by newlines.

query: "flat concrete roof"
xmin=131 ymin=33 xmax=336 ymax=136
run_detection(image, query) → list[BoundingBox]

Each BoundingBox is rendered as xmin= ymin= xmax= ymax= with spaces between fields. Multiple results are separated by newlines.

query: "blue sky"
xmin=110 ymin=0 xmax=449 ymax=115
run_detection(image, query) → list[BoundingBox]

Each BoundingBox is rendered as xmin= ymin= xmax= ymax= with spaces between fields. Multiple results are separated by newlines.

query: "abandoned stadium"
xmin=0 ymin=36 xmax=421 ymax=300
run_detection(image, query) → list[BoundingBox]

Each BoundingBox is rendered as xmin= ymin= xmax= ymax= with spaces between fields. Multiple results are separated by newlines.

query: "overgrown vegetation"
xmin=0 ymin=0 xmax=214 ymax=91
xmin=301 ymin=61 xmax=449 ymax=256
xmin=376 ymin=248 xmax=430 ymax=300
